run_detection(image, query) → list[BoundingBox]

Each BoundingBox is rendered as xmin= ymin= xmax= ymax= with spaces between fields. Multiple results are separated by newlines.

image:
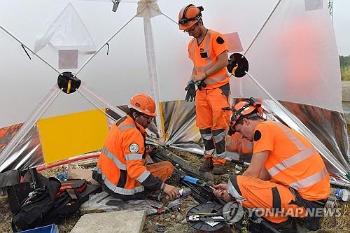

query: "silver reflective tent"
xmin=0 ymin=0 xmax=349 ymax=183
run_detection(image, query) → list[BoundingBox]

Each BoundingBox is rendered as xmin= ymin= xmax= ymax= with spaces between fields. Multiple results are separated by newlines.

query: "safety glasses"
xmin=140 ymin=113 xmax=154 ymax=122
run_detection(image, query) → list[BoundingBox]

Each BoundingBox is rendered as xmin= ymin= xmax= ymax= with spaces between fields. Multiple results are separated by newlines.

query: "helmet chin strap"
xmin=131 ymin=110 xmax=140 ymax=121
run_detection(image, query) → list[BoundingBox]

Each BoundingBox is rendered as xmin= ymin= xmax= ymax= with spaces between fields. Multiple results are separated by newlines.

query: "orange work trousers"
xmin=195 ymin=87 xmax=230 ymax=130
xmin=233 ymin=176 xmax=306 ymax=223
xmin=195 ymin=87 xmax=230 ymax=165
xmin=146 ymin=161 xmax=174 ymax=181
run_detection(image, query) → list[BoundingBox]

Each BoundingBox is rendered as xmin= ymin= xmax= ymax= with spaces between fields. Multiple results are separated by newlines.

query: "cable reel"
xmin=186 ymin=201 xmax=245 ymax=232
xmin=186 ymin=202 xmax=226 ymax=232
xmin=227 ymin=53 xmax=249 ymax=78
xmin=222 ymin=201 xmax=245 ymax=224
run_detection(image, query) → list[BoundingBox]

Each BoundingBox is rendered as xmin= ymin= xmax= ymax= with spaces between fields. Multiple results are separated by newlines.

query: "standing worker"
xmin=213 ymin=98 xmax=330 ymax=232
xmin=179 ymin=4 xmax=231 ymax=175
xmin=94 ymin=93 xmax=179 ymax=200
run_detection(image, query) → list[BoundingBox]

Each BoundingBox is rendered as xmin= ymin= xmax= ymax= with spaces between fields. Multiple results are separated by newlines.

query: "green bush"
xmin=340 ymin=55 xmax=350 ymax=81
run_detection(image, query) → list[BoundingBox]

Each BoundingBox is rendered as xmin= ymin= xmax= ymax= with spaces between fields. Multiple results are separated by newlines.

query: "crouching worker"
xmin=94 ymin=93 xmax=179 ymax=200
xmin=226 ymin=131 xmax=253 ymax=161
xmin=226 ymin=98 xmax=253 ymax=160
xmin=213 ymin=98 xmax=330 ymax=232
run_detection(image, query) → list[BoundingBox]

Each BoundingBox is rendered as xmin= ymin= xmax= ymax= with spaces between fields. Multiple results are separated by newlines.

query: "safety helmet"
xmin=178 ymin=4 xmax=203 ymax=31
xmin=129 ymin=93 xmax=156 ymax=117
xmin=230 ymin=98 xmax=263 ymax=129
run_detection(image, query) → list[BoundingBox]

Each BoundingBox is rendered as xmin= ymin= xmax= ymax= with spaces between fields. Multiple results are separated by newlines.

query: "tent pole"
xmin=143 ymin=15 xmax=165 ymax=144
xmin=78 ymin=82 xmax=127 ymax=121
xmin=0 ymin=85 xmax=61 ymax=172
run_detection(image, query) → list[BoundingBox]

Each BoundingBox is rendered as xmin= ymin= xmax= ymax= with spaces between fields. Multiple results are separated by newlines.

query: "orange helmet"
xmin=230 ymin=98 xmax=263 ymax=128
xmin=129 ymin=93 xmax=156 ymax=117
xmin=178 ymin=4 xmax=203 ymax=31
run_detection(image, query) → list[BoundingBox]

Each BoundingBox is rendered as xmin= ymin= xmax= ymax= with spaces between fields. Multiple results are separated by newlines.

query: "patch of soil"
xmin=142 ymin=196 xmax=197 ymax=233
xmin=320 ymin=202 xmax=350 ymax=232
xmin=0 ymin=196 xmax=12 ymax=233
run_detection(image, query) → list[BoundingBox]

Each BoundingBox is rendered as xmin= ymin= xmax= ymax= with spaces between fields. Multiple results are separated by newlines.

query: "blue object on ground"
xmin=182 ymin=175 xmax=199 ymax=185
xmin=19 ymin=224 xmax=59 ymax=233
xmin=56 ymin=171 xmax=68 ymax=182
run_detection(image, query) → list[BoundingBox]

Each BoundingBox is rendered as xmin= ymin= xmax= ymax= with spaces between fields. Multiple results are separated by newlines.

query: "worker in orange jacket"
xmin=95 ymin=93 xmax=179 ymax=200
xmin=226 ymin=99 xmax=254 ymax=160
xmin=179 ymin=4 xmax=230 ymax=175
xmin=213 ymin=98 xmax=330 ymax=232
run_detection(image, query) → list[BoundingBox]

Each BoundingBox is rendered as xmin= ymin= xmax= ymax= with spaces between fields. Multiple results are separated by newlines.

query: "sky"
xmin=333 ymin=0 xmax=350 ymax=55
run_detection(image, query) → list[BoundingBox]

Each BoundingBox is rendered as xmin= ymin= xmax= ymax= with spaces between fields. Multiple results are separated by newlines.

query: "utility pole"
xmin=328 ymin=0 xmax=334 ymax=22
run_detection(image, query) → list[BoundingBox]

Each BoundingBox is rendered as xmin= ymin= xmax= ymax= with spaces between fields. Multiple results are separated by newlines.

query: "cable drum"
xmin=227 ymin=53 xmax=249 ymax=78
xmin=186 ymin=202 xmax=226 ymax=232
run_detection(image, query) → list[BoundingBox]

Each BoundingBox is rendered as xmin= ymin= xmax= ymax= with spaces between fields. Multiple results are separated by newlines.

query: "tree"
xmin=340 ymin=55 xmax=350 ymax=81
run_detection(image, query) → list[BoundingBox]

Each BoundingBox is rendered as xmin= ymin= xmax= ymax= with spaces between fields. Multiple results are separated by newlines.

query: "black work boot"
xmin=199 ymin=157 xmax=213 ymax=172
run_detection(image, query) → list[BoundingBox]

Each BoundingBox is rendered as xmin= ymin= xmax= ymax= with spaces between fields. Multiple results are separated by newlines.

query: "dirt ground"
xmin=1 ymin=151 xmax=350 ymax=233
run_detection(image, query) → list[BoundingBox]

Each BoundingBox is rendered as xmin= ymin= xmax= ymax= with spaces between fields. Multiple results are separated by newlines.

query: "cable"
xmin=156 ymin=9 xmax=178 ymax=25
xmin=0 ymin=25 xmax=61 ymax=75
xmin=75 ymin=15 xmax=137 ymax=76
xmin=244 ymin=0 xmax=283 ymax=55
xmin=77 ymin=82 xmax=127 ymax=122
xmin=76 ymin=5 xmax=150 ymax=76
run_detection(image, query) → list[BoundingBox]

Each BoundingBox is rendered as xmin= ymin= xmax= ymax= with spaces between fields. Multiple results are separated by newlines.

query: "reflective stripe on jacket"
xmin=253 ymin=121 xmax=330 ymax=201
xmin=188 ymin=29 xmax=229 ymax=89
xmin=97 ymin=116 xmax=150 ymax=195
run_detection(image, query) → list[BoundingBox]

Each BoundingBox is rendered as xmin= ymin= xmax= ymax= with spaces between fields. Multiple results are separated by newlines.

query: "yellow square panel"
xmin=37 ymin=109 xmax=108 ymax=164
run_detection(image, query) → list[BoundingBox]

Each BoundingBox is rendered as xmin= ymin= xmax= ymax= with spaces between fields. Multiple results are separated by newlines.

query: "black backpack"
xmin=12 ymin=179 xmax=101 ymax=232
xmin=0 ymin=168 xmax=55 ymax=214
xmin=0 ymin=169 xmax=101 ymax=232
xmin=11 ymin=178 xmax=61 ymax=231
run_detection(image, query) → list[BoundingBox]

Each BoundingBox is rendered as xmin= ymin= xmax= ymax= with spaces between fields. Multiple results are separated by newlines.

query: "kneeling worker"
xmin=213 ymin=98 xmax=330 ymax=232
xmin=95 ymin=93 xmax=179 ymax=200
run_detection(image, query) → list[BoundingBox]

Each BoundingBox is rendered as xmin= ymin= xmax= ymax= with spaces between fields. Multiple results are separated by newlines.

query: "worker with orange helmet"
xmin=213 ymin=98 xmax=330 ymax=232
xmin=95 ymin=93 xmax=179 ymax=200
xmin=179 ymin=4 xmax=231 ymax=175
xmin=226 ymin=131 xmax=253 ymax=157
xmin=225 ymin=98 xmax=254 ymax=159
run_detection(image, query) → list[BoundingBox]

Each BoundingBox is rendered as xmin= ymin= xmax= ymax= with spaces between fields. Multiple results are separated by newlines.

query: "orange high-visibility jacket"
xmin=253 ymin=121 xmax=330 ymax=201
xmin=188 ymin=29 xmax=229 ymax=89
xmin=97 ymin=116 xmax=151 ymax=196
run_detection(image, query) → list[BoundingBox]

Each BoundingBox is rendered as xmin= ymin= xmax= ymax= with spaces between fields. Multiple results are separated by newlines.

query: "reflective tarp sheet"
xmin=163 ymin=100 xmax=350 ymax=183
xmin=0 ymin=100 xmax=349 ymax=183
xmin=0 ymin=124 xmax=43 ymax=171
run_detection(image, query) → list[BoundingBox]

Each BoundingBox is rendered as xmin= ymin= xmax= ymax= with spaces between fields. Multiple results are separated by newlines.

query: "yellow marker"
xmin=67 ymin=80 xmax=72 ymax=94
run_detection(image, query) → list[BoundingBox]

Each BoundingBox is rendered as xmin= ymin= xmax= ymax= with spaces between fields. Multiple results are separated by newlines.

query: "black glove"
xmin=185 ymin=80 xmax=196 ymax=102
xmin=196 ymin=80 xmax=206 ymax=90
